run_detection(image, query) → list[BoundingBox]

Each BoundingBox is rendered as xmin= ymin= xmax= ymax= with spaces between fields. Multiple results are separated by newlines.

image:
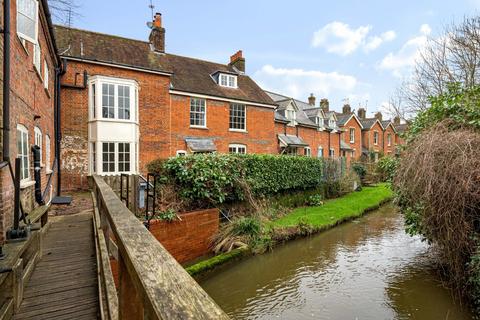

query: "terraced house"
xmin=55 ymin=13 xmax=278 ymax=190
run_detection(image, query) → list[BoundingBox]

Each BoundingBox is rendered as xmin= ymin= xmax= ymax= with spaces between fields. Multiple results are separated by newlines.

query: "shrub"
xmin=307 ymin=194 xmax=323 ymax=206
xmin=156 ymin=209 xmax=177 ymax=222
xmin=352 ymin=163 xmax=367 ymax=180
xmin=376 ymin=156 xmax=399 ymax=182
xmin=147 ymin=154 xmax=329 ymax=207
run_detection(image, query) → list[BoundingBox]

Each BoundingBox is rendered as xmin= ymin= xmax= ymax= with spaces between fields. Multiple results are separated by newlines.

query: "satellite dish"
xmin=147 ymin=21 xmax=153 ymax=29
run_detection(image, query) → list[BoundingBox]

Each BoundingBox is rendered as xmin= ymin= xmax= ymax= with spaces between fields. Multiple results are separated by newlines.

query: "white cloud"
xmin=311 ymin=22 xmax=396 ymax=55
xmin=378 ymin=24 xmax=431 ymax=77
xmin=364 ymin=31 xmax=397 ymax=52
xmin=253 ymin=65 xmax=357 ymax=100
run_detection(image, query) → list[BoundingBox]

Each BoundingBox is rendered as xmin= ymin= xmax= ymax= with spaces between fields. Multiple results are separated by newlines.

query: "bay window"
xmin=88 ymin=76 xmax=139 ymax=175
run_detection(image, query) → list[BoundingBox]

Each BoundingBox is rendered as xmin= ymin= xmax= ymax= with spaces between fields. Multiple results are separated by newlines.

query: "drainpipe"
xmin=54 ymin=59 xmax=66 ymax=196
xmin=328 ymin=132 xmax=331 ymax=158
xmin=2 ymin=0 xmax=10 ymax=162
xmin=32 ymin=146 xmax=44 ymax=205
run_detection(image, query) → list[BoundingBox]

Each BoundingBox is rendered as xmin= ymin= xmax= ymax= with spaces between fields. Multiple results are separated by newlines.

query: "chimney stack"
xmin=375 ymin=112 xmax=383 ymax=121
xmin=357 ymin=108 xmax=366 ymax=119
xmin=229 ymin=50 xmax=245 ymax=73
xmin=393 ymin=116 xmax=401 ymax=125
xmin=342 ymin=103 xmax=351 ymax=114
xmin=320 ymin=98 xmax=329 ymax=112
xmin=308 ymin=93 xmax=316 ymax=106
xmin=149 ymin=12 xmax=165 ymax=53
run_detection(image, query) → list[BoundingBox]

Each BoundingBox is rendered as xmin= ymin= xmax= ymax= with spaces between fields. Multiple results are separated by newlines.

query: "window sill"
xmin=34 ymin=65 xmax=43 ymax=82
xmin=17 ymin=34 xmax=29 ymax=55
xmin=46 ymin=169 xmax=53 ymax=175
xmin=190 ymin=126 xmax=208 ymax=130
xmin=20 ymin=180 xmax=36 ymax=189
xmin=229 ymin=129 xmax=247 ymax=133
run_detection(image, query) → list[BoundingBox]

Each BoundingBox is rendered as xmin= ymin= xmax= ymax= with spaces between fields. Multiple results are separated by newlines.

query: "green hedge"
xmin=147 ymin=154 xmax=330 ymax=206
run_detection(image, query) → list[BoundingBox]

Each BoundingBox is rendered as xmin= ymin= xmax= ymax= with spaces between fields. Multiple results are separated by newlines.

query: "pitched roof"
xmin=360 ymin=118 xmax=383 ymax=130
xmin=336 ymin=113 xmax=352 ymax=126
xmin=265 ymin=91 xmax=335 ymax=129
xmin=278 ymin=134 xmax=308 ymax=147
xmin=396 ymin=123 xmax=408 ymax=133
xmin=54 ymin=25 xmax=275 ymax=106
xmin=340 ymin=140 xmax=353 ymax=150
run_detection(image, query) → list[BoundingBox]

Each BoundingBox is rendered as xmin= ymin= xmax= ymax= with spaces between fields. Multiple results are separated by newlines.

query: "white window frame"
xmin=17 ymin=0 xmax=39 ymax=43
xmin=228 ymin=144 xmax=247 ymax=154
xmin=286 ymin=108 xmax=296 ymax=126
xmin=229 ymin=103 xmax=246 ymax=131
xmin=349 ymin=128 xmax=355 ymax=143
xmin=219 ymin=73 xmax=237 ymax=88
xmin=329 ymin=119 xmax=336 ymax=128
xmin=387 ymin=133 xmax=392 ymax=146
xmin=317 ymin=146 xmax=323 ymax=158
xmin=304 ymin=147 xmax=311 ymax=157
xmin=33 ymin=41 xmax=41 ymax=74
xmin=90 ymin=142 xmax=96 ymax=174
xmin=34 ymin=126 xmax=42 ymax=165
xmin=17 ymin=124 xmax=30 ymax=182
xmin=88 ymin=76 xmax=138 ymax=122
xmin=96 ymin=142 xmax=135 ymax=175
xmin=373 ymin=131 xmax=379 ymax=145
xmin=190 ymin=97 xmax=207 ymax=128
xmin=43 ymin=59 xmax=49 ymax=89
xmin=45 ymin=134 xmax=51 ymax=172
xmin=176 ymin=150 xmax=187 ymax=157
xmin=329 ymin=148 xmax=335 ymax=158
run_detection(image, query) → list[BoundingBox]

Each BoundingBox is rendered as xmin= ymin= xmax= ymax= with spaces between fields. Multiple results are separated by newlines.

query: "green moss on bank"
xmin=186 ymin=247 xmax=248 ymax=277
xmin=272 ymin=183 xmax=393 ymax=229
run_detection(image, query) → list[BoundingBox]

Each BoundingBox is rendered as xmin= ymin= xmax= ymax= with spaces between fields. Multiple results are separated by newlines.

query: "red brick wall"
xmin=148 ymin=208 xmax=219 ymax=263
xmin=60 ymin=61 xmax=171 ymax=190
xmin=383 ymin=125 xmax=396 ymax=155
xmin=340 ymin=116 xmax=363 ymax=164
xmin=362 ymin=121 xmax=384 ymax=154
xmin=170 ymin=94 xmax=277 ymax=155
xmin=0 ymin=0 xmax=58 ymax=245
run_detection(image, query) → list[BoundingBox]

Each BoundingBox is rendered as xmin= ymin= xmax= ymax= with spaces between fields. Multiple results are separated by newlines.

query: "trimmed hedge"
xmin=147 ymin=154 xmax=332 ymax=206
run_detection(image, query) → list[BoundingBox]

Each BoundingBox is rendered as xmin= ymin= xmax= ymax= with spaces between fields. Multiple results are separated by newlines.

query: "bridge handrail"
xmin=92 ymin=175 xmax=229 ymax=320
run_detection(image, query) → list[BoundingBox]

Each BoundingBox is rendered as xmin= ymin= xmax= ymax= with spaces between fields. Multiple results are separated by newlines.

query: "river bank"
xmin=186 ymin=184 xmax=393 ymax=277
xmin=199 ymin=204 xmax=473 ymax=319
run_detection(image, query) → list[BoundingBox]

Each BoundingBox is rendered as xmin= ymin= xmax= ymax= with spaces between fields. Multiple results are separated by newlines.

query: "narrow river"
xmin=199 ymin=204 xmax=473 ymax=319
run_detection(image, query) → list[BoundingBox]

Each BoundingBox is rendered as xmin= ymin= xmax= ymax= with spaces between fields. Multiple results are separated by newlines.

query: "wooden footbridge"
xmin=0 ymin=175 xmax=229 ymax=320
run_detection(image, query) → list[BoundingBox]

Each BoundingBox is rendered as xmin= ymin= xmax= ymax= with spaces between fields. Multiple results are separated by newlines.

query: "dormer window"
xmin=286 ymin=110 xmax=296 ymax=124
xmin=315 ymin=117 xmax=322 ymax=126
xmin=219 ymin=73 xmax=237 ymax=88
xmin=329 ymin=119 xmax=336 ymax=128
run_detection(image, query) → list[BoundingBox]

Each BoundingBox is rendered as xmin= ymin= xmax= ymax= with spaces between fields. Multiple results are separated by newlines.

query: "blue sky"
xmin=62 ymin=0 xmax=480 ymax=117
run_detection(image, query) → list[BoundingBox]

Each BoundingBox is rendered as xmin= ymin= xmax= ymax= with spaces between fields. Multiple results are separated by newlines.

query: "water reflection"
xmin=200 ymin=204 xmax=473 ymax=319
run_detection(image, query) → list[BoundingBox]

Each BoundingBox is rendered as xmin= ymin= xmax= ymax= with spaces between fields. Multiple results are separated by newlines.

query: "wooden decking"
xmin=13 ymin=213 xmax=100 ymax=320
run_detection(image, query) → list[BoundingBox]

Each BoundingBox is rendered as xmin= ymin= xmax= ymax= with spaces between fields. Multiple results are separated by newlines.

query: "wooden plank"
xmin=93 ymin=175 xmax=229 ymax=319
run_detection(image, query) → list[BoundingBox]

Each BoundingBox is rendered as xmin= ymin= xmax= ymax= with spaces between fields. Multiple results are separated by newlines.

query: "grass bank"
xmin=187 ymin=184 xmax=393 ymax=277
xmin=271 ymin=183 xmax=393 ymax=229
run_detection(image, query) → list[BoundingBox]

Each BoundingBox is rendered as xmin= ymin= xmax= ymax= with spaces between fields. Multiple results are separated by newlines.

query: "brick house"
xmin=357 ymin=108 xmax=385 ymax=161
xmin=381 ymin=120 xmax=397 ymax=155
xmin=0 ymin=0 xmax=60 ymax=249
xmin=54 ymin=13 xmax=277 ymax=190
xmin=266 ymin=92 xmax=341 ymax=158
xmin=335 ymin=103 xmax=363 ymax=164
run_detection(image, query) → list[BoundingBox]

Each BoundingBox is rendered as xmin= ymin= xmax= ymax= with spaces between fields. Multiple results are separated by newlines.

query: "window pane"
xmin=190 ymin=98 xmax=206 ymax=126
xmin=118 ymin=85 xmax=130 ymax=120
xmin=229 ymin=104 xmax=246 ymax=130
xmin=17 ymin=0 xmax=37 ymax=41
xmin=118 ymin=142 xmax=130 ymax=173
xmin=102 ymin=142 xmax=115 ymax=173
xmin=92 ymin=84 xmax=96 ymax=118
xmin=102 ymin=84 xmax=115 ymax=119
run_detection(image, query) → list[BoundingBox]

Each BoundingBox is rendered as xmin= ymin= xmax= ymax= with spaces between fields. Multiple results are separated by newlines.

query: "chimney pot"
xmin=393 ymin=116 xmax=401 ymax=125
xmin=357 ymin=108 xmax=366 ymax=119
xmin=375 ymin=112 xmax=383 ymax=121
xmin=149 ymin=12 xmax=165 ymax=53
xmin=308 ymin=93 xmax=316 ymax=106
xmin=320 ymin=98 xmax=329 ymax=112
xmin=229 ymin=50 xmax=245 ymax=73
xmin=342 ymin=103 xmax=351 ymax=114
